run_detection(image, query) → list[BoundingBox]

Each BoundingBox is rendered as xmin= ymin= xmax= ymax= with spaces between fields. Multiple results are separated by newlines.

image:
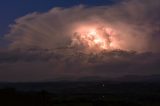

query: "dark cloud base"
xmin=0 ymin=48 xmax=160 ymax=82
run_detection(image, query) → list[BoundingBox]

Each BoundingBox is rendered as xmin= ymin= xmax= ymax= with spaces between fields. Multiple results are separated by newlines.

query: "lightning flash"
xmin=71 ymin=24 xmax=119 ymax=53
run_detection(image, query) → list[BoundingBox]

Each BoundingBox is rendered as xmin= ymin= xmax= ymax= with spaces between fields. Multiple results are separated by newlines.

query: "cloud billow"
xmin=5 ymin=0 xmax=160 ymax=52
xmin=0 ymin=0 xmax=160 ymax=81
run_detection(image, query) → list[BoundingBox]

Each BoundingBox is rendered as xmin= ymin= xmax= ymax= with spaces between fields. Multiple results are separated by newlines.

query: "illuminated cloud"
xmin=0 ymin=0 xmax=160 ymax=81
xmin=5 ymin=0 xmax=160 ymax=52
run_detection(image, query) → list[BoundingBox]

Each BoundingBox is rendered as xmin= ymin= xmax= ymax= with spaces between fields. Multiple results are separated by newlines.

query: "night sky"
xmin=0 ymin=0 xmax=115 ymax=36
xmin=0 ymin=0 xmax=160 ymax=82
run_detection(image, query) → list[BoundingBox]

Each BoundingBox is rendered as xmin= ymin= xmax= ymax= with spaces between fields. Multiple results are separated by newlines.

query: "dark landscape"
xmin=0 ymin=81 xmax=160 ymax=106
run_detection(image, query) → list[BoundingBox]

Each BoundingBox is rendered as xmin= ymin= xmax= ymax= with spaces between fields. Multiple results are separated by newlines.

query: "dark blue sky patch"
xmin=0 ymin=0 xmax=116 ymax=36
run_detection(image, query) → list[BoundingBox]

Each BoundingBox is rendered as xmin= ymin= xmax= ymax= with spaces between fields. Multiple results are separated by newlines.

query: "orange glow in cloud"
xmin=71 ymin=24 xmax=120 ymax=52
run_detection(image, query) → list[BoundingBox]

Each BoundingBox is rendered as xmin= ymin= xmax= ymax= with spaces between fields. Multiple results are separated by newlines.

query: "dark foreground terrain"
xmin=0 ymin=82 xmax=160 ymax=106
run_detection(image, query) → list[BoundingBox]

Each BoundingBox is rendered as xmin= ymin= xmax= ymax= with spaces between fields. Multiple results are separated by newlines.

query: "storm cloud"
xmin=0 ymin=49 xmax=160 ymax=82
xmin=0 ymin=0 xmax=160 ymax=81
xmin=5 ymin=0 xmax=160 ymax=52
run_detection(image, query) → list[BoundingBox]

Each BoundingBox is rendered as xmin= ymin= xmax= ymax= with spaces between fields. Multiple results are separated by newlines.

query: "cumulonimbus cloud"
xmin=0 ymin=0 xmax=160 ymax=82
xmin=5 ymin=0 xmax=160 ymax=52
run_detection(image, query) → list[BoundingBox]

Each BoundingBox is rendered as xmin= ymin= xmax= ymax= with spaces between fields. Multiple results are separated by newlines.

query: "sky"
xmin=0 ymin=0 xmax=115 ymax=36
xmin=0 ymin=0 xmax=160 ymax=82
